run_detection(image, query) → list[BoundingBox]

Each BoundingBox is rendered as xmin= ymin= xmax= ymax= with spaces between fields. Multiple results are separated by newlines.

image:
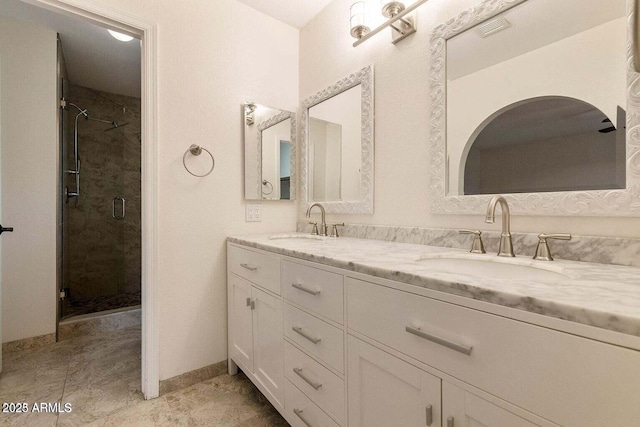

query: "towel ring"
xmin=262 ymin=179 xmax=273 ymax=195
xmin=183 ymin=144 xmax=215 ymax=177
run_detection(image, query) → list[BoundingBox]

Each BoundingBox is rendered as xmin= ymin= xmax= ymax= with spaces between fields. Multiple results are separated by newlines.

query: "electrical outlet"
xmin=245 ymin=204 xmax=263 ymax=222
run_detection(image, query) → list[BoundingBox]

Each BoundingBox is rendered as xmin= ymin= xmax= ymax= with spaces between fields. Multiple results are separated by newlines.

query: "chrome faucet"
xmin=485 ymin=196 xmax=515 ymax=257
xmin=306 ymin=203 xmax=327 ymax=236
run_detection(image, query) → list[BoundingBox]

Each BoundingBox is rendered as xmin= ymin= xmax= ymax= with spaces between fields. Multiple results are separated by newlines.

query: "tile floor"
xmin=0 ymin=326 xmax=289 ymax=426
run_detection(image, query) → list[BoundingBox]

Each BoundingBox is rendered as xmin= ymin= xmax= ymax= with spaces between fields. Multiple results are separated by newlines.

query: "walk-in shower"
xmin=60 ymin=80 xmax=142 ymax=320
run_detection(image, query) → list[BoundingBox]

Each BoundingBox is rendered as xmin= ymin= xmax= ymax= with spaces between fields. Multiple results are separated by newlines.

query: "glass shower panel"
xmin=60 ymin=81 xmax=141 ymax=319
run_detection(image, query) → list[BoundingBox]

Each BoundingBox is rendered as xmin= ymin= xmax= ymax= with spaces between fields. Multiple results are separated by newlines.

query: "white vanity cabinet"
xmin=227 ymin=245 xmax=284 ymax=410
xmin=442 ymin=382 xmax=540 ymax=427
xmin=348 ymin=336 xmax=442 ymax=427
xmin=228 ymin=240 xmax=640 ymax=427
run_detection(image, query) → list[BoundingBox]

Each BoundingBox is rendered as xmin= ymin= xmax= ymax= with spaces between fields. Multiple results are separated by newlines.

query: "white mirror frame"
xmin=429 ymin=0 xmax=640 ymax=216
xmin=256 ymin=110 xmax=296 ymax=200
xmin=301 ymin=65 xmax=374 ymax=214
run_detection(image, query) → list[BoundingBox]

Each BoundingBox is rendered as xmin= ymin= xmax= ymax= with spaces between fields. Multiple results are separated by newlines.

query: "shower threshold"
xmin=61 ymin=291 xmax=141 ymax=320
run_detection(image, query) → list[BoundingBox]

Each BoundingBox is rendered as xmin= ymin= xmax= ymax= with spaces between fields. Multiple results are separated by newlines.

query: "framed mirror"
xmin=429 ymin=0 xmax=640 ymax=216
xmin=243 ymin=103 xmax=296 ymax=200
xmin=301 ymin=65 xmax=374 ymax=214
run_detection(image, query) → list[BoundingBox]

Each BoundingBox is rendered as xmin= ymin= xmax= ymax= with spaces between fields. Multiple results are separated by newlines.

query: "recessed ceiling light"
xmin=108 ymin=29 xmax=134 ymax=42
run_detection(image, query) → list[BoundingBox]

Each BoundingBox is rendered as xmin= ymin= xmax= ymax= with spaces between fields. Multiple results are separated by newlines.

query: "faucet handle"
xmin=458 ymin=229 xmax=486 ymax=254
xmin=533 ymin=233 xmax=571 ymax=261
xmin=308 ymin=222 xmax=319 ymax=236
xmin=330 ymin=223 xmax=345 ymax=238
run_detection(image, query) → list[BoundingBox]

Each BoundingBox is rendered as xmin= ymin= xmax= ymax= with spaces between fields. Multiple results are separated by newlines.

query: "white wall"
xmin=0 ymin=17 xmax=57 ymax=342
xmin=125 ymin=0 xmax=298 ymax=381
xmin=299 ymin=0 xmax=640 ymax=238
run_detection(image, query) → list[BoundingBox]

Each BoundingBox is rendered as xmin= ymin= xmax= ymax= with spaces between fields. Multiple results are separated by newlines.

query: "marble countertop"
xmin=228 ymin=232 xmax=640 ymax=338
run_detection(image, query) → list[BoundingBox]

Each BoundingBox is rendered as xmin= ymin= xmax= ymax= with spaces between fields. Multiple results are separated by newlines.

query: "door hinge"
xmin=60 ymin=98 xmax=67 ymax=108
xmin=59 ymin=289 xmax=67 ymax=300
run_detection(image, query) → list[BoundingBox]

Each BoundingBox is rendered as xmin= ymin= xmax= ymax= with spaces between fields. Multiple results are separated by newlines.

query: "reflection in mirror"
xmin=309 ymin=85 xmax=362 ymax=202
xmin=243 ymin=103 xmax=295 ymax=200
xmin=446 ymin=0 xmax=626 ymax=196
xmin=301 ymin=65 xmax=374 ymax=214
xmin=463 ymin=97 xmax=626 ymax=195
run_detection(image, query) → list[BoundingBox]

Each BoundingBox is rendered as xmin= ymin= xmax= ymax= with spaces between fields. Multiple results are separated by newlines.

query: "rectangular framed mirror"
xmin=429 ymin=0 xmax=640 ymax=216
xmin=301 ymin=65 xmax=374 ymax=214
xmin=243 ymin=103 xmax=296 ymax=200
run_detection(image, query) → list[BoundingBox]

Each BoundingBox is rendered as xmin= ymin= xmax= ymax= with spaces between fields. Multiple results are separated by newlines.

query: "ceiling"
xmin=236 ymin=0 xmax=333 ymax=28
xmin=0 ymin=0 xmax=141 ymax=98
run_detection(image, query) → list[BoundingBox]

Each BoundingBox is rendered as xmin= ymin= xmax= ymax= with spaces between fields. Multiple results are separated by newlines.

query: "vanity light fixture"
xmin=107 ymin=29 xmax=134 ymax=42
xmin=351 ymin=0 xmax=428 ymax=47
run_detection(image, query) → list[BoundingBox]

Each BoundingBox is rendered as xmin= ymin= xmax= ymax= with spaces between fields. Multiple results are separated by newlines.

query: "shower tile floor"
xmin=0 ymin=325 xmax=289 ymax=426
xmin=62 ymin=292 xmax=142 ymax=319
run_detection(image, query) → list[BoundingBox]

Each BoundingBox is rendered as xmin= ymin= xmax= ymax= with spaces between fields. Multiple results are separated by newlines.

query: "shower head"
xmin=105 ymin=122 xmax=130 ymax=131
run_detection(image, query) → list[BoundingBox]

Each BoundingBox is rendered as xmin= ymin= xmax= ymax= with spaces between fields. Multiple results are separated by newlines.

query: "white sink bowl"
xmin=268 ymin=234 xmax=327 ymax=242
xmin=413 ymin=254 xmax=571 ymax=281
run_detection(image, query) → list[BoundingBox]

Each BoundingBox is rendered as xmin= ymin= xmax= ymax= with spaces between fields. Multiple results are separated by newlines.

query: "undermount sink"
xmin=413 ymin=254 xmax=572 ymax=281
xmin=268 ymin=234 xmax=327 ymax=242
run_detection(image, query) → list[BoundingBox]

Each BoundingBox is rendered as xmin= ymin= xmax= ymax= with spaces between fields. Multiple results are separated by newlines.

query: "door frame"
xmin=23 ymin=0 xmax=159 ymax=399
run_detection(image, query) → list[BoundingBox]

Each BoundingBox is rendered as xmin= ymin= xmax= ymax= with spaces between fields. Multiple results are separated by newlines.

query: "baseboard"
xmin=2 ymin=333 xmax=56 ymax=353
xmin=159 ymin=360 xmax=228 ymax=395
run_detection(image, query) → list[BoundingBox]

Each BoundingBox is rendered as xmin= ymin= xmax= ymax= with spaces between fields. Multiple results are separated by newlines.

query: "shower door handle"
xmin=113 ymin=197 xmax=126 ymax=220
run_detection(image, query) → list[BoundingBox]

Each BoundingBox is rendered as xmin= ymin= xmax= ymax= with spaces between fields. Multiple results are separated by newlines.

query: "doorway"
xmin=0 ymin=0 xmax=158 ymax=398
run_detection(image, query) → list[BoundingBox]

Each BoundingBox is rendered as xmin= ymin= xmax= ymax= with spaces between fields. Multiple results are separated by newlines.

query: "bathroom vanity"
xmin=227 ymin=234 xmax=640 ymax=427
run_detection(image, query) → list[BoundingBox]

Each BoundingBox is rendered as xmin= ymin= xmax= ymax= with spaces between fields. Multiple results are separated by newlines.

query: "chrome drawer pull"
xmin=291 ymin=283 xmax=321 ymax=296
xmin=426 ymin=404 xmax=433 ymax=426
xmin=293 ymin=408 xmax=314 ymax=427
xmin=240 ymin=263 xmax=258 ymax=271
xmin=293 ymin=367 xmax=323 ymax=390
xmin=405 ymin=326 xmax=472 ymax=356
xmin=292 ymin=326 xmax=322 ymax=344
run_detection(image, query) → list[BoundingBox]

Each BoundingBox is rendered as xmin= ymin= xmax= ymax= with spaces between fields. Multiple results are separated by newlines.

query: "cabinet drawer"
xmin=285 ymin=341 xmax=345 ymax=423
xmin=228 ymin=244 xmax=280 ymax=295
xmin=285 ymin=304 xmax=344 ymax=373
xmin=285 ymin=379 xmax=341 ymax=427
xmin=347 ymin=278 xmax=640 ymax=427
xmin=282 ymin=260 xmax=344 ymax=324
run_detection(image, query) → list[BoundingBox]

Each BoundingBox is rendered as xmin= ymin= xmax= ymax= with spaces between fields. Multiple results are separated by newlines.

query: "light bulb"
xmin=108 ymin=29 xmax=134 ymax=42
xmin=350 ymin=1 xmax=371 ymax=39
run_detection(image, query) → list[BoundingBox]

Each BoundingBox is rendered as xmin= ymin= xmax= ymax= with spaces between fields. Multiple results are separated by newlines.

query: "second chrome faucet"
xmin=306 ymin=203 xmax=328 ymax=236
xmin=485 ymin=195 xmax=515 ymax=257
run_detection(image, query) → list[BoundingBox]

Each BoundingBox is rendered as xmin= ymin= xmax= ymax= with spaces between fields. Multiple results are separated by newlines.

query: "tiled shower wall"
xmin=63 ymin=83 xmax=141 ymax=303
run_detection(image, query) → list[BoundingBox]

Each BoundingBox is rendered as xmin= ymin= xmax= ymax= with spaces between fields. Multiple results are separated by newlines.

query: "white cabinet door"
xmin=348 ymin=336 xmax=441 ymax=427
xmin=252 ymin=286 xmax=284 ymax=409
xmin=443 ymin=382 xmax=542 ymax=427
xmin=229 ymin=274 xmax=253 ymax=371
